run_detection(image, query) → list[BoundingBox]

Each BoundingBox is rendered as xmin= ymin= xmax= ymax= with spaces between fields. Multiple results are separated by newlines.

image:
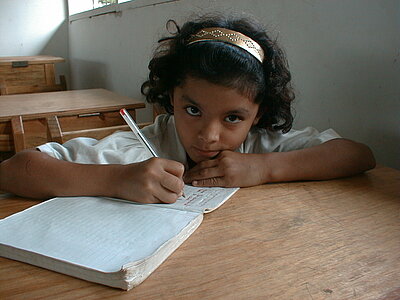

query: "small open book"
xmin=0 ymin=185 xmax=238 ymax=290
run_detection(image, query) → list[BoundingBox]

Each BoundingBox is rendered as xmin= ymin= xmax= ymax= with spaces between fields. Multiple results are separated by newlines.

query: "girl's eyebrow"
xmin=181 ymin=94 xmax=251 ymax=115
xmin=182 ymin=94 xmax=199 ymax=105
xmin=226 ymin=108 xmax=251 ymax=116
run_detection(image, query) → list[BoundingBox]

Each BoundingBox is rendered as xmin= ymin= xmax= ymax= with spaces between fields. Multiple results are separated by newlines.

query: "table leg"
xmin=46 ymin=116 xmax=63 ymax=144
xmin=11 ymin=116 xmax=25 ymax=152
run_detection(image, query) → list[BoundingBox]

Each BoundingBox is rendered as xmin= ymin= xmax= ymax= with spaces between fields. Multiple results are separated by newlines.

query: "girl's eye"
xmin=185 ymin=106 xmax=201 ymax=116
xmin=225 ymin=115 xmax=241 ymax=123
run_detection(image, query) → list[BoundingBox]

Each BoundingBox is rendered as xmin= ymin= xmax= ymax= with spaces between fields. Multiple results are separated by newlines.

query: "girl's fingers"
xmin=184 ymin=165 xmax=224 ymax=183
xmin=154 ymin=181 xmax=183 ymax=203
xmin=160 ymin=171 xmax=184 ymax=195
xmin=192 ymin=176 xmax=224 ymax=187
xmin=183 ymin=158 xmax=220 ymax=182
xmin=160 ymin=160 xmax=185 ymax=202
xmin=150 ymin=159 xmax=185 ymax=203
xmin=191 ymin=159 xmax=218 ymax=170
xmin=162 ymin=159 xmax=185 ymax=178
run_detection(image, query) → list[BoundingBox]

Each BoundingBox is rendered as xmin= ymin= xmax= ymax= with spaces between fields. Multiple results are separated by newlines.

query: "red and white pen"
xmin=120 ymin=108 xmax=158 ymax=157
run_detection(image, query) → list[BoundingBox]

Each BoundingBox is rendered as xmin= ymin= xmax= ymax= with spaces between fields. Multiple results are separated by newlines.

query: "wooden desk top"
xmin=0 ymin=55 xmax=65 ymax=65
xmin=0 ymin=166 xmax=399 ymax=299
xmin=0 ymin=89 xmax=145 ymax=121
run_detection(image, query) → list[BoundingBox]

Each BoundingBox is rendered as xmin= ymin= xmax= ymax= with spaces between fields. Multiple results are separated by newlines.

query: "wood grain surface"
xmin=0 ymin=165 xmax=399 ymax=299
xmin=0 ymin=89 xmax=144 ymax=121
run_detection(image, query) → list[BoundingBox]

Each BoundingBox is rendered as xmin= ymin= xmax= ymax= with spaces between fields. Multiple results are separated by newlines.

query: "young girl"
xmin=0 ymin=14 xmax=375 ymax=204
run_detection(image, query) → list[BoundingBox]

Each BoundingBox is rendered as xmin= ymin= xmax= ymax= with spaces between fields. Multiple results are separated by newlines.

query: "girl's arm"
xmin=0 ymin=149 xmax=185 ymax=203
xmin=184 ymin=138 xmax=376 ymax=187
xmin=262 ymin=138 xmax=376 ymax=182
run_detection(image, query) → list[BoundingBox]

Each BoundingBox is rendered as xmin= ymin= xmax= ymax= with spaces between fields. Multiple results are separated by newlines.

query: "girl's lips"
xmin=193 ymin=147 xmax=220 ymax=158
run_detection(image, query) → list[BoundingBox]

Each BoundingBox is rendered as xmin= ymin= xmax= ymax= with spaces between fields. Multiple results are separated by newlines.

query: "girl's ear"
xmin=169 ymin=90 xmax=175 ymax=107
xmin=252 ymin=115 xmax=261 ymax=126
xmin=253 ymin=116 xmax=261 ymax=126
xmin=252 ymin=107 xmax=264 ymax=126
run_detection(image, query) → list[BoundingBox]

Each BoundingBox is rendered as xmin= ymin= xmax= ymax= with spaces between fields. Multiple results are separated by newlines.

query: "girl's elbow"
xmin=352 ymin=141 xmax=376 ymax=172
xmin=334 ymin=139 xmax=376 ymax=173
xmin=363 ymin=146 xmax=376 ymax=171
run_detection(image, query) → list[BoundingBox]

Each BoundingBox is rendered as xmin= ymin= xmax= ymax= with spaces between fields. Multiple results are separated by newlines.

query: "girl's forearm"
xmin=0 ymin=150 xmax=120 ymax=199
xmin=263 ymin=138 xmax=376 ymax=183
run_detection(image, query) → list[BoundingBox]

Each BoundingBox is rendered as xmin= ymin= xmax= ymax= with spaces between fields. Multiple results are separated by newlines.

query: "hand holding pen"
xmin=120 ymin=109 xmax=185 ymax=201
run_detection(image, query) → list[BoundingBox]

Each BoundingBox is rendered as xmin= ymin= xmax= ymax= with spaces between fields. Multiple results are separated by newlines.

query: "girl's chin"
xmin=188 ymin=154 xmax=219 ymax=165
xmin=188 ymin=155 xmax=205 ymax=164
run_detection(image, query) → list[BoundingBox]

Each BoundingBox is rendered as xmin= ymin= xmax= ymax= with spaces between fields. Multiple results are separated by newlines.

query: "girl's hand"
xmin=114 ymin=157 xmax=185 ymax=204
xmin=183 ymin=151 xmax=267 ymax=188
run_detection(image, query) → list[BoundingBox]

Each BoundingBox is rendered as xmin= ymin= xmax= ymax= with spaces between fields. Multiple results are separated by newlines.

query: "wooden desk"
xmin=0 ymin=88 xmax=145 ymax=153
xmin=0 ymin=55 xmax=66 ymax=95
xmin=0 ymin=166 xmax=399 ymax=299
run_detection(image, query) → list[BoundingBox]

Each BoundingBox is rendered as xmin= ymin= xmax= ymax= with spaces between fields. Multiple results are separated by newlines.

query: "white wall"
xmin=0 ymin=0 xmax=70 ymax=86
xmin=69 ymin=0 xmax=400 ymax=169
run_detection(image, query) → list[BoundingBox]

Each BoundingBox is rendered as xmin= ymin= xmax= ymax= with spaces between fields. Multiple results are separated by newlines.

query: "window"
xmin=68 ymin=0 xmax=175 ymax=21
xmin=68 ymin=0 xmax=131 ymax=16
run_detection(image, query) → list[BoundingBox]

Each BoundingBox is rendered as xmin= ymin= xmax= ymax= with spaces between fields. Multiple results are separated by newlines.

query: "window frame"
xmin=69 ymin=0 xmax=178 ymax=22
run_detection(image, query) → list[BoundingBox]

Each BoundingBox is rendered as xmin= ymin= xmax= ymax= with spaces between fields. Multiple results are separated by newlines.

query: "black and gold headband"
xmin=187 ymin=27 xmax=264 ymax=63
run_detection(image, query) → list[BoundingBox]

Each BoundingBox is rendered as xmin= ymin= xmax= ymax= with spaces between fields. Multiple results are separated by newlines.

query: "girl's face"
xmin=171 ymin=76 xmax=260 ymax=164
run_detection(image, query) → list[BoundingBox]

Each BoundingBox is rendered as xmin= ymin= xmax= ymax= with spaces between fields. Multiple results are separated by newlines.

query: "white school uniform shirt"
xmin=37 ymin=114 xmax=341 ymax=167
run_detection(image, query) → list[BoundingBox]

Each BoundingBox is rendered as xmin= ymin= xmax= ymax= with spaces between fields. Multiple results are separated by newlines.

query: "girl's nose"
xmin=198 ymin=121 xmax=220 ymax=143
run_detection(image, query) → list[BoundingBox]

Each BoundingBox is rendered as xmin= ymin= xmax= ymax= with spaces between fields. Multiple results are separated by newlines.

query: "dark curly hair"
xmin=141 ymin=14 xmax=295 ymax=133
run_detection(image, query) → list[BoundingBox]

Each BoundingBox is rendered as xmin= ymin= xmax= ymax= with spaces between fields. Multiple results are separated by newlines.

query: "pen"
xmin=120 ymin=108 xmax=158 ymax=157
xmin=119 ymin=108 xmax=185 ymax=197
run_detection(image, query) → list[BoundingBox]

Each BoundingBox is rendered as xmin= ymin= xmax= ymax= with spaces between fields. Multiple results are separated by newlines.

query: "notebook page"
xmin=154 ymin=185 xmax=239 ymax=213
xmin=0 ymin=197 xmax=200 ymax=273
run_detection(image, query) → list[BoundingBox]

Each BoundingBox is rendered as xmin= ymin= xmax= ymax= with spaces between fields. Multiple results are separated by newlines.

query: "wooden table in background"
xmin=0 ymin=88 xmax=145 ymax=154
xmin=0 ymin=55 xmax=66 ymax=95
xmin=0 ymin=166 xmax=399 ymax=299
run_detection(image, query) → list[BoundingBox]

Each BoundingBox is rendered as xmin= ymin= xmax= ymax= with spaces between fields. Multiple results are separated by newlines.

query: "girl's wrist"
xmin=69 ymin=163 xmax=125 ymax=199
xmin=259 ymin=152 xmax=290 ymax=183
xmin=98 ymin=164 xmax=125 ymax=198
xmin=259 ymin=153 xmax=276 ymax=183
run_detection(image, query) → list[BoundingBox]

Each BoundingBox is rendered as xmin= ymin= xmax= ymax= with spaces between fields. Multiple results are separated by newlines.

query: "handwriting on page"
xmin=181 ymin=188 xmax=222 ymax=207
xmin=177 ymin=185 xmax=238 ymax=212
xmin=154 ymin=185 xmax=238 ymax=213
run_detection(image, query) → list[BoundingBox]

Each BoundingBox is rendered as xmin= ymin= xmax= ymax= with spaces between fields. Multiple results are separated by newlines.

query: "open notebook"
xmin=0 ymin=185 xmax=238 ymax=290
